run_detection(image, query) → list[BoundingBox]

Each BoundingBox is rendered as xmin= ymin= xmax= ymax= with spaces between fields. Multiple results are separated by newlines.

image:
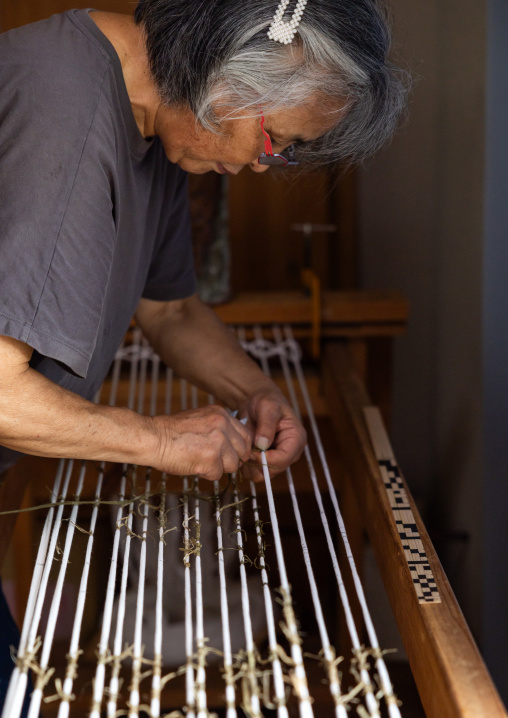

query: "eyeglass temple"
xmin=260 ymin=112 xmax=274 ymax=156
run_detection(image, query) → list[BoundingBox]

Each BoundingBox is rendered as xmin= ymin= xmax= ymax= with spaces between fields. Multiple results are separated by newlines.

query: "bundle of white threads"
xmin=267 ymin=0 xmax=308 ymax=45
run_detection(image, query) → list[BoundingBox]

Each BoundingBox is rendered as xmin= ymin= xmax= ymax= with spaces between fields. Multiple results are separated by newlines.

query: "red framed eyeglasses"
xmin=258 ymin=112 xmax=298 ymax=167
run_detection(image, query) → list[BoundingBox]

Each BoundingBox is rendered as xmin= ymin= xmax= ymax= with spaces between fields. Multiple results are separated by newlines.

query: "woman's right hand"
xmin=150 ymin=405 xmax=252 ymax=481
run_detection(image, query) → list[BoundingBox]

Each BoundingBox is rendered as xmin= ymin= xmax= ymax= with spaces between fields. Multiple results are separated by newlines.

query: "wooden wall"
xmin=229 ymin=169 xmax=357 ymax=292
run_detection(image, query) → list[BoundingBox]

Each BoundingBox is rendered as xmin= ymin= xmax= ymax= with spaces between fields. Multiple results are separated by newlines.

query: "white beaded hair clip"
xmin=267 ymin=0 xmax=308 ymax=45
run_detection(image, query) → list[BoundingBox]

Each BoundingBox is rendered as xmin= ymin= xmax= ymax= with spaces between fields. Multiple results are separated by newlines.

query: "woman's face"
xmin=153 ymin=98 xmax=344 ymax=175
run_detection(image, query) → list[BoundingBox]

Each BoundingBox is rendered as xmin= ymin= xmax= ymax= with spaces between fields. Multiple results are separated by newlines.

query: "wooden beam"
xmin=322 ymin=343 xmax=506 ymax=718
xmin=213 ymin=290 xmax=408 ymax=328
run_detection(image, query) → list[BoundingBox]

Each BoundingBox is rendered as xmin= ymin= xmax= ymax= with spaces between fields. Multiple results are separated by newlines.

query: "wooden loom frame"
xmin=215 ymin=289 xmax=506 ymax=717
xmin=1 ymin=289 xmax=505 ymax=718
xmin=321 ymin=343 xmax=506 ymax=718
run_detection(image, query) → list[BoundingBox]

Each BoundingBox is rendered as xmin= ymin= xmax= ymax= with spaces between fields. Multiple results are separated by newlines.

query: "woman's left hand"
xmin=238 ymin=387 xmax=307 ymax=482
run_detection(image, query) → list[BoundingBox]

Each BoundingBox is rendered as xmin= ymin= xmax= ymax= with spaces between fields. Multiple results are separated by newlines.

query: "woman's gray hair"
xmin=135 ymin=0 xmax=409 ymax=164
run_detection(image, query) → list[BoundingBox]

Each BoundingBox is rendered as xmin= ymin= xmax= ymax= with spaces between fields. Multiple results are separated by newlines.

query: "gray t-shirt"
xmin=0 ymin=9 xmax=197 ymax=470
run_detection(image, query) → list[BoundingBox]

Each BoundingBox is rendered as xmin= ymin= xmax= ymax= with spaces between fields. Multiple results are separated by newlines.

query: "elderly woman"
xmin=0 ymin=0 xmax=405 ymax=710
xmin=0 ymin=0 xmax=405 ymax=480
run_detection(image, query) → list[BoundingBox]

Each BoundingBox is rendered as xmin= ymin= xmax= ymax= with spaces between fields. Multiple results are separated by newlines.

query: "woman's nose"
xmin=249 ymin=160 xmax=271 ymax=173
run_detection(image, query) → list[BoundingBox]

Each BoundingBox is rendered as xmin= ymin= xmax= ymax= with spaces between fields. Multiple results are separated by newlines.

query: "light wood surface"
xmin=322 ymin=342 xmax=507 ymax=718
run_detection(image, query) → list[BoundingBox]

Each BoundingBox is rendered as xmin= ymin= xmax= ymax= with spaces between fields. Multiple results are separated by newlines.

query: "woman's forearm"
xmin=134 ymin=295 xmax=307 ymax=480
xmin=0 ymin=335 xmax=159 ymax=466
xmin=0 ymin=334 xmax=252 ymax=480
xmin=135 ymin=294 xmax=278 ymax=410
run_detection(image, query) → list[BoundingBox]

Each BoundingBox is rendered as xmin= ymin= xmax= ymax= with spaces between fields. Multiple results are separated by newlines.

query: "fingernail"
xmin=256 ymin=436 xmax=270 ymax=451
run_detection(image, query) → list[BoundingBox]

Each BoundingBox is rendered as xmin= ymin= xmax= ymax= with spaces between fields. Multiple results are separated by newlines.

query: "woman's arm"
xmin=0 ymin=333 xmax=251 ymax=480
xmin=135 ymin=293 xmax=307 ymax=479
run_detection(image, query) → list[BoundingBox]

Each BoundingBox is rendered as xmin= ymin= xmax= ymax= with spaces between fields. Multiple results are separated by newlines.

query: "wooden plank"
xmin=213 ymin=290 xmax=409 ymax=327
xmin=322 ymin=343 xmax=506 ymax=718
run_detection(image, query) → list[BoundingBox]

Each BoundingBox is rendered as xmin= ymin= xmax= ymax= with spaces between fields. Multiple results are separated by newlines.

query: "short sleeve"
xmin=0 ymin=23 xmax=116 ymax=378
xmin=142 ymin=170 xmax=197 ymax=302
xmin=0 ymin=134 xmax=117 ymax=378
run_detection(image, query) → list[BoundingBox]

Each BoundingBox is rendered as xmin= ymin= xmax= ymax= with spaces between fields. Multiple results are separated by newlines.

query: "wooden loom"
xmin=0 ymin=290 xmax=505 ymax=718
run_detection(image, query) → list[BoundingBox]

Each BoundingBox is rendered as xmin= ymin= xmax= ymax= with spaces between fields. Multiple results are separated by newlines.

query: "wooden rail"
xmin=213 ymin=289 xmax=408 ymax=336
xmin=322 ymin=342 xmax=506 ymax=718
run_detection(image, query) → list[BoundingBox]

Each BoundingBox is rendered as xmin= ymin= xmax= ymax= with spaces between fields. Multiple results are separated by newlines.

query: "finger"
xmin=222 ymin=441 xmax=245 ymax=475
xmin=241 ymin=449 xmax=289 ymax=483
xmin=208 ymin=410 xmax=251 ymax=460
xmin=199 ymin=440 xmax=242 ymax=481
xmin=261 ymin=426 xmax=306 ymax=475
xmin=232 ymin=414 xmax=252 ymax=440
xmin=239 ymin=461 xmax=264 ymax=483
xmin=252 ymin=401 xmax=282 ymax=451
xmin=230 ymin=417 xmax=253 ymax=462
xmin=200 ymin=458 xmax=227 ymax=482
xmin=265 ymin=439 xmax=303 ymax=470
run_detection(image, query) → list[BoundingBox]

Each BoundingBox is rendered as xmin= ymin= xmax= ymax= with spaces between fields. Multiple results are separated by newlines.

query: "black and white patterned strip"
xmin=378 ymin=459 xmax=441 ymax=604
xmin=362 ymin=407 xmax=441 ymax=605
